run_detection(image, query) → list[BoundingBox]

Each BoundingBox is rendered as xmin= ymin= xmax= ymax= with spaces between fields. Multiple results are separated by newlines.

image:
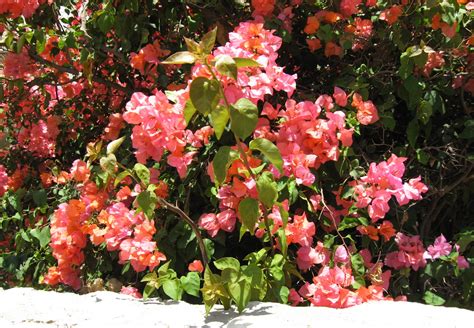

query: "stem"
xmin=204 ymin=60 xmax=274 ymax=249
xmin=203 ymin=60 xmax=256 ymax=180
xmin=157 ymin=198 xmax=209 ymax=268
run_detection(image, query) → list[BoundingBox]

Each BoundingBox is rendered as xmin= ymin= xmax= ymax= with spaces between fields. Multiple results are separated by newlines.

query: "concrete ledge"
xmin=0 ymin=288 xmax=472 ymax=327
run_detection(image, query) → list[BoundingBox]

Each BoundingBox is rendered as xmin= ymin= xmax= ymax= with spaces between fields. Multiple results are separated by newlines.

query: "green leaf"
xmin=459 ymin=120 xmax=474 ymax=140
xmin=114 ymin=170 xmax=131 ymax=187
xmin=213 ymin=146 xmax=232 ymax=185
xmin=399 ymin=53 xmax=413 ymax=80
xmin=249 ymin=138 xmax=283 ymax=173
xmin=228 ymin=279 xmax=251 ymax=313
xmin=279 ymin=286 xmax=290 ymax=304
xmin=338 ymin=217 xmax=369 ymax=231
xmin=99 ymin=154 xmax=117 ymax=174
xmin=133 ymin=163 xmax=150 ymax=185
xmin=190 ymin=77 xmax=220 ymax=115
xmin=230 ymin=98 xmax=258 ymax=140
xmin=30 ymin=226 xmax=50 ymax=248
xmin=32 ymin=190 xmax=47 ymax=207
xmin=184 ymin=100 xmax=197 ymax=125
xmin=238 ymin=198 xmax=260 ymax=234
xmin=407 ymin=119 xmax=419 ymax=147
xmin=163 ymin=279 xmax=183 ymax=301
xmin=106 ymin=136 xmax=125 ymax=155
xmin=243 ymin=263 xmax=267 ymax=301
xmin=234 ymin=58 xmax=260 ymax=68
xmin=215 ymin=55 xmax=237 ymax=80
xmin=423 ymin=291 xmax=446 ymax=306
xmin=210 ymin=105 xmax=229 ymax=140
xmin=417 ymin=100 xmax=433 ymax=125
xmin=256 ymin=172 xmax=278 ymax=208
xmin=214 ymin=257 xmax=240 ymax=272
xmin=97 ymin=12 xmax=115 ymax=34
xmin=416 ymin=149 xmax=429 ymax=165
xmin=276 ymin=228 xmax=287 ymax=258
xmin=200 ymin=27 xmax=217 ymax=55
xmin=136 ymin=190 xmax=157 ymax=219
xmin=184 ymin=37 xmax=201 ymax=55
xmin=350 ymin=253 xmax=366 ymax=277
xmin=143 ymin=284 xmax=156 ymax=299
xmin=162 ymin=51 xmax=196 ymax=65
xmin=180 ymin=272 xmax=201 ymax=297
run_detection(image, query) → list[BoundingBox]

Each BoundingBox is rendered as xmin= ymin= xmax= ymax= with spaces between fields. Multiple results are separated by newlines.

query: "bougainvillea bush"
xmin=0 ymin=0 xmax=473 ymax=312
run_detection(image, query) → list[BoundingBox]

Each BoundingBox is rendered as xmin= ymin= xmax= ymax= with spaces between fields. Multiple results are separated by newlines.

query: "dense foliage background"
xmin=0 ymin=0 xmax=472 ymax=311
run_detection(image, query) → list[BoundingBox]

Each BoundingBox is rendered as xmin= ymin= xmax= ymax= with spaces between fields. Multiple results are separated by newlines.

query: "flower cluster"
xmin=44 ymin=199 xmax=88 ymax=290
xmin=270 ymin=95 xmax=354 ymax=186
xmin=87 ymin=202 xmax=166 ymax=272
xmin=296 ymin=265 xmax=388 ymax=308
xmin=385 ymin=233 xmax=426 ymax=271
xmin=0 ymin=165 xmax=8 ymax=197
xmin=123 ymin=91 xmax=194 ymax=178
xmin=3 ymin=49 xmax=36 ymax=79
xmin=205 ymin=20 xmax=297 ymax=103
xmin=16 ymin=116 xmax=61 ymax=158
xmin=423 ymin=234 xmax=470 ymax=270
xmin=0 ymin=0 xmax=49 ymax=19
xmin=352 ymin=154 xmax=428 ymax=222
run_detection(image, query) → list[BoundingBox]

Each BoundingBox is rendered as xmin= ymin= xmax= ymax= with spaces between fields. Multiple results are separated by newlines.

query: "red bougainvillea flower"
xmin=340 ymin=0 xmax=362 ymax=17
xmin=379 ymin=5 xmax=403 ymax=25
xmin=306 ymin=38 xmax=322 ymax=52
xmin=324 ymin=41 xmax=343 ymax=57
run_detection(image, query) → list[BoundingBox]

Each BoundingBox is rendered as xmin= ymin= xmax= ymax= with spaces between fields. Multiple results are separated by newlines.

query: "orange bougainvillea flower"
xmin=457 ymin=0 xmax=468 ymax=4
xmin=358 ymin=225 xmax=379 ymax=241
xmin=314 ymin=10 xmax=343 ymax=24
xmin=306 ymin=38 xmax=322 ymax=52
xmin=378 ymin=221 xmax=396 ymax=242
xmin=304 ymin=16 xmax=320 ymax=34
xmin=324 ymin=41 xmax=343 ymax=57
xmin=379 ymin=5 xmax=403 ymax=25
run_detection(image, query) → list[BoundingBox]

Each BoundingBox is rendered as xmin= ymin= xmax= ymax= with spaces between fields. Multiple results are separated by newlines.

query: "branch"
xmin=157 ymin=198 xmax=209 ymax=268
xmin=28 ymin=49 xmax=133 ymax=96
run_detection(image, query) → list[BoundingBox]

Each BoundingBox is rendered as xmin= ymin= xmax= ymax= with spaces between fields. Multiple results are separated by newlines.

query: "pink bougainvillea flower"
xmin=333 ymin=87 xmax=348 ymax=107
xmin=352 ymin=93 xmax=379 ymax=125
xmin=120 ymin=286 xmax=143 ymax=299
xmin=425 ymin=234 xmax=452 ymax=260
xmin=334 ymin=245 xmax=350 ymax=264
